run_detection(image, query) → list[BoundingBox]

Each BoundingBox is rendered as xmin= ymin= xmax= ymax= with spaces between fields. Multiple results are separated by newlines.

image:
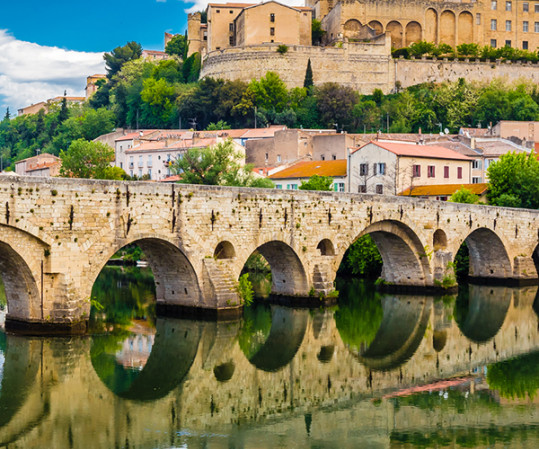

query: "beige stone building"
xmin=268 ymin=159 xmax=348 ymax=191
xmin=310 ymin=0 xmax=539 ymax=50
xmin=85 ymin=74 xmax=106 ymax=99
xmin=348 ymin=140 xmax=472 ymax=195
xmin=14 ymin=153 xmax=61 ymax=177
xmin=17 ymin=96 xmax=85 ymax=116
xmin=188 ymin=2 xmax=313 ymax=56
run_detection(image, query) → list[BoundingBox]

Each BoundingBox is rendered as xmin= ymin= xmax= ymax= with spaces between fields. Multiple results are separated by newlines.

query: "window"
xmin=427 ymin=165 xmax=435 ymax=178
xmin=506 ymin=20 xmax=512 ymax=31
xmin=412 ymin=164 xmax=421 ymax=177
xmin=120 ymin=162 xmax=123 ymax=169
xmin=472 ymin=177 xmax=481 ymax=184
xmin=523 ymin=2 xmax=529 ymax=12
xmin=536 ymin=3 xmax=539 ymax=12
xmin=147 ymin=155 xmax=152 ymax=167
xmin=270 ymin=27 xmax=275 ymax=36
xmin=444 ymin=166 xmax=449 ymax=178
xmin=333 ymin=182 xmax=345 ymax=192
xmin=491 ymin=39 xmax=497 ymax=47
xmin=523 ymin=40 xmax=529 ymax=49
xmin=491 ymin=19 xmax=497 ymax=30
xmin=524 ymin=21 xmax=529 ymax=32
xmin=130 ymin=170 xmax=133 ymax=177
xmin=265 ymin=152 xmax=269 ymax=161
xmin=204 ymin=32 xmax=207 ymax=41
xmin=374 ymin=162 xmax=386 ymax=175
xmin=359 ymin=163 xmax=368 ymax=176
xmin=457 ymin=167 xmax=463 ymax=179
xmin=270 ymin=13 xmax=275 ymax=22
xmin=535 ymin=22 xmax=539 ymax=32
xmin=229 ymin=10 xmax=233 ymax=13
xmin=506 ymin=1 xmax=512 ymax=11
xmin=476 ymin=13 xmax=481 ymax=25
xmin=491 ymin=0 xmax=497 ymax=9
xmin=321 ymin=155 xmax=325 ymax=160
xmin=229 ymin=36 xmax=234 ymax=45
xmin=148 ymin=169 xmax=152 ymax=179
xmin=359 ymin=185 xmax=367 ymax=193
xmin=287 ymin=184 xmax=298 ymax=190
xmin=216 ymin=9 xmax=220 ymax=13
xmin=505 ymin=39 xmax=512 ymax=46
xmin=229 ymin=23 xmax=234 ymax=32
xmin=277 ymin=154 xmax=281 ymax=163
xmin=138 ymin=169 xmax=143 ymax=178
xmin=275 ymin=184 xmax=282 ymax=189
xmin=129 ymin=156 xmax=134 ymax=168
xmin=332 ymin=154 xmax=337 ymax=160
xmin=138 ymin=155 xmax=143 ymax=167
xmin=472 ymin=159 xmax=482 ymax=169
xmin=375 ymin=184 xmax=383 ymax=194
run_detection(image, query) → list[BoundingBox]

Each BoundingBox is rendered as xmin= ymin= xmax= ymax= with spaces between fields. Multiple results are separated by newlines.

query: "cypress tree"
xmin=2 ymin=108 xmax=10 ymax=122
xmin=58 ymin=91 xmax=69 ymax=123
xmin=303 ymin=59 xmax=313 ymax=89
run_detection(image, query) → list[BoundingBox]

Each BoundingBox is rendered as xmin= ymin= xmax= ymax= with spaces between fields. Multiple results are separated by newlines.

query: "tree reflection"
xmin=487 ymin=351 xmax=539 ymax=400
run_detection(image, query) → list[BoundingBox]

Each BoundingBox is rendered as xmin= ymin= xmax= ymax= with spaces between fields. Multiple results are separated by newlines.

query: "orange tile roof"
xmin=242 ymin=126 xmax=286 ymax=139
xmin=399 ymin=183 xmax=488 ymax=196
xmin=355 ymin=141 xmax=472 ymax=161
xmin=269 ymin=160 xmax=347 ymax=179
xmin=27 ymin=161 xmax=61 ymax=172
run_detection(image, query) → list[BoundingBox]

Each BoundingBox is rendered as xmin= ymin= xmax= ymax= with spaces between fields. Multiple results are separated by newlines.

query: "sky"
xmin=0 ymin=0 xmax=304 ymax=114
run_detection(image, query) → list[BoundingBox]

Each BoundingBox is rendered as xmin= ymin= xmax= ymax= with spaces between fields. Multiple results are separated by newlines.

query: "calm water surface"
xmin=0 ymin=266 xmax=538 ymax=448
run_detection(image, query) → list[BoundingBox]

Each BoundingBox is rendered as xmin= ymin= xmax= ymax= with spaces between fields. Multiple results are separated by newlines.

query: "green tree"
xmin=303 ymin=58 xmax=313 ymax=89
xmin=316 ymin=82 xmax=359 ymax=130
xmin=104 ymin=41 xmax=142 ymax=78
xmin=206 ymin=120 xmax=231 ymax=130
xmin=3 ymin=108 xmax=10 ymax=122
xmin=247 ymin=71 xmax=289 ymax=113
xmin=58 ymin=92 xmax=69 ymax=123
xmin=487 ymin=151 xmax=539 ymax=209
xmin=59 ymin=139 xmax=124 ymax=180
xmin=182 ymin=52 xmax=201 ymax=83
xmin=311 ymin=19 xmax=325 ymax=45
xmin=338 ymin=235 xmax=383 ymax=278
xmin=165 ymin=33 xmax=189 ymax=60
xmin=449 ymin=187 xmax=480 ymax=204
xmin=299 ymin=174 xmax=333 ymax=191
xmin=173 ymin=139 xmax=273 ymax=187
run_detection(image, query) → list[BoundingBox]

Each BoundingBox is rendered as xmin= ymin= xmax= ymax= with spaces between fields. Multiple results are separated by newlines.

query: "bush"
xmin=277 ymin=44 xmax=289 ymax=55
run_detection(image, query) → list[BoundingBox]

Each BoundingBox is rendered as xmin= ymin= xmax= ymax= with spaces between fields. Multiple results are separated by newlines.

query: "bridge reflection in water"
xmin=0 ymin=282 xmax=538 ymax=448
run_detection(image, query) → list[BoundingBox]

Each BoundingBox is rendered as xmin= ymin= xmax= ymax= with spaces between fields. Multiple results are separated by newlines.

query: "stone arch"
xmin=214 ymin=241 xmax=235 ymax=259
xmin=433 ymin=229 xmax=448 ymax=250
xmin=386 ymin=21 xmax=404 ymax=48
xmin=532 ymin=243 xmax=539 ymax=277
xmin=90 ymin=317 xmax=202 ymax=401
xmin=405 ymin=21 xmax=422 ymax=46
xmin=458 ymin=11 xmax=473 ymax=45
xmin=354 ymin=295 xmax=432 ymax=371
xmin=425 ymin=8 xmax=438 ymax=42
xmin=440 ymin=10 xmax=456 ymax=46
xmin=344 ymin=19 xmax=362 ymax=33
xmin=246 ymin=307 xmax=308 ymax=372
xmin=459 ymin=228 xmax=512 ymax=280
xmin=455 ymin=285 xmax=511 ymax=343
xmin=0 ymin=241 xmax=41 ymax=322
xmin=213 ymin=362 xmax=235 ymax=382
xmin=317 ymin=238 xmax=335 ymax=256
xmin=433 ymin=330 xmax=447 ymax=352
xmin=243 ymin=241 xmax=309 ymax=296
xmin=368 ymin=20 xmax=383 ymax=35
xmin=343 ymin=220 xmax=431 ymax=288
xmin=88 ymin=237 xmax=202 ymax=311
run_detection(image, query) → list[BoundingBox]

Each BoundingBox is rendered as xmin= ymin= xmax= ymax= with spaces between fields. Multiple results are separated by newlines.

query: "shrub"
xmin=277 ymin=44 xmax=289 ymax=55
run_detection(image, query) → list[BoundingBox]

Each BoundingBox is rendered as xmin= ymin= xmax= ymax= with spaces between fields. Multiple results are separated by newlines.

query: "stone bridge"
xmin=0 ymin=176 xmax=538 ymax=331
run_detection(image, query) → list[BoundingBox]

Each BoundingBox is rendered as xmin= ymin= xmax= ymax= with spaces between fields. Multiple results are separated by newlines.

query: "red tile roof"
xmin=269 ymin=160 xmax=347 ymax=179
xmin=355 ymin=141 xmax=472 ymax=161
xmin=242 ymin=126 xmax=286 ymax=139
xmin=399 ymin=183 xmax=488 ymax=196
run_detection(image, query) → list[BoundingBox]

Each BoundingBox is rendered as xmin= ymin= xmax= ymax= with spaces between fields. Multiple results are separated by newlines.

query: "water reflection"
xmin=0 ymin=271 xmax=537 ymax=448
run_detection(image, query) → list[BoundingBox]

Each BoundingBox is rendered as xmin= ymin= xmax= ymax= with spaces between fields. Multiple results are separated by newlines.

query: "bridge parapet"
xmin=0 ymin=176 xmax=537 ymax=332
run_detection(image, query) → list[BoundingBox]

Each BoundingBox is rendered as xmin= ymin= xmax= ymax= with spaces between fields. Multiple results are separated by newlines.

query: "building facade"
xmin=309 ymin=0 xmax=539 ymax=50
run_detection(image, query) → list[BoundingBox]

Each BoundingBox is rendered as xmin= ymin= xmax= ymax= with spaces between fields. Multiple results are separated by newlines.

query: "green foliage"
xmin=104 ymin=41 xmax=142 ymax=78
xmin=182 ymin=52 xmax=201 ymax=83
xmin=238 ymin=273 xmax=254 ymax=306
xmin=60 ymin=139 xmax=125 ymax=180
xmin=172 ymin=139 xmax=272 ymax=188
xmin=276 ymin=44 xmax=289 ymax=55
xmin=311 ymin=19 xmax=325 ymax=45
xmin=454 ymin=242 xmax=470 ymax=278
xmin=487 ymin=351 xmax=539 ymax=400
xmin=238 ymin=304 xmax=272 ymax=359
xmin=449 ymin=187 xmax=480 ymax=204
xmin=303 ymin=58 xmax=314 ymax=89
xmin=338 ymin=235 xmax=383 ymax=278
xmin=487 ymin=151 xmax=539 ymax=209
xmin=165 ymin=34 xmax=188 ymax=59
xmin=206 ymin=120 xmax=231 ymax=130
xmin=316 ymin=82 xmax=359 ymax=129
xmin=299 ymin=174 xmax=333 ymax=191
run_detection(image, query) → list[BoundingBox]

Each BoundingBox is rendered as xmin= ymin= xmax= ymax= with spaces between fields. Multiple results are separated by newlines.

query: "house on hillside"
xmin=15 ymin=154 xmax=61 ymax=177
xmin=269 ymin=159 xmax=347 ymax=191
xmin=399 ymin=183 xmax=489 ymax=202
xmin=348 ymin=141 xmax=472 ymax=195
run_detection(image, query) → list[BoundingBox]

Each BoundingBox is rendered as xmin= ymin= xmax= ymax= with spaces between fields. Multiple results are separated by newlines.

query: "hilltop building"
xmin=85 ymin=74 xmax=106 ymax=99
xmin=17 ymin=96 xmax=85 ymax=116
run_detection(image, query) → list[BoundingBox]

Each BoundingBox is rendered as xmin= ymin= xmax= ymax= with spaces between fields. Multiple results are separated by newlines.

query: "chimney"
xmin=471 ymin=137 xmax=476 ymax=149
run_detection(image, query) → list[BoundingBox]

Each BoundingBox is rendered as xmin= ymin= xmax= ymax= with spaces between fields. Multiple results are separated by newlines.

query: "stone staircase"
xmin=203 ymin=259 xmax=240 ymax=308
xmin=313 ymin=263 xmax=333 ymax=295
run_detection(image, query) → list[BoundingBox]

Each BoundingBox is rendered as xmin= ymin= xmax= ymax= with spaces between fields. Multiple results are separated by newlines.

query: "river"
xmin=0 ymin=266 xmax=538 ymax=448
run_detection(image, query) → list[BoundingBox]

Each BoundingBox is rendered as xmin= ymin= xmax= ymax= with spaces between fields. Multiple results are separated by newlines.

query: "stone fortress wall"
xmin=200 ymin=40 xmax=539 ymax=94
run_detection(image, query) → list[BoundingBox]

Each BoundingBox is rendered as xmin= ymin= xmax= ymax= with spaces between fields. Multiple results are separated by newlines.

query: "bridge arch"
xmin=456 ymin=228 xmax=512 ymax=280
xmin=214 ymin=240 xmax=235 ymax=259
xmin=317 ymin=238 xmax=335 ymax=256
xmin=87 ymin=236 xmax=202 ymax=312
xmin=341 ymin=220 xmax=431 ymax=288
xmin=240 ymin=240 xmax=309 ymax=296
xmin=532 ymin=243 xmax=539 ymax=277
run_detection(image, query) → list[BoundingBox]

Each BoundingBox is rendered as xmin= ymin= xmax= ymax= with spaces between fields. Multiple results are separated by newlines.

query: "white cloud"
xmin=0 ymin=30 xmax=105 ymax=113
xmin=180 ymin=0 xmax=306 ymax=14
